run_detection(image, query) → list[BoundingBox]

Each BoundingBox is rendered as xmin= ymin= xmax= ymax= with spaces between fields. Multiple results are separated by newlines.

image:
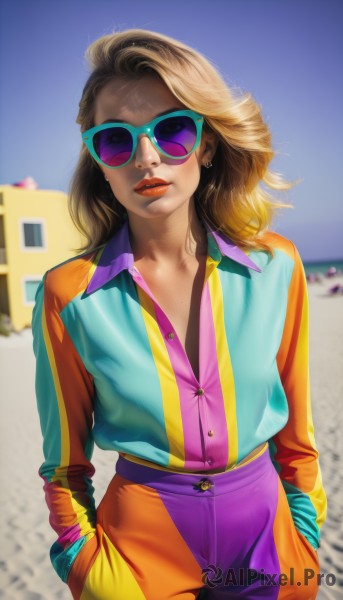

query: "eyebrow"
xmin=100 ymin=107 xmax=183 ymax=125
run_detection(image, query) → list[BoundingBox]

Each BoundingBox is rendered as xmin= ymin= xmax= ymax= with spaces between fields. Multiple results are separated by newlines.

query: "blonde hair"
xmin=69 ymin=29 xmax=290 ymax=252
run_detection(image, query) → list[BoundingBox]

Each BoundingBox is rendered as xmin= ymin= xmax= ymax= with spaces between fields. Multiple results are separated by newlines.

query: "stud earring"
xmin=204 ymin=160 xmax=213 ymax=169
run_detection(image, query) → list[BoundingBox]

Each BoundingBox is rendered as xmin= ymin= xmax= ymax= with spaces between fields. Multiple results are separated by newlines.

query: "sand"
xmin=0 ymin=277 xmax=342 ymax=600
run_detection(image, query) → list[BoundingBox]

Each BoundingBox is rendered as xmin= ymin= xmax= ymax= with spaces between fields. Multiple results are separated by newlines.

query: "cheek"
xmin=105 ymin=171 xmax=132 ymax=201
xmin=178 ymin=155 xmax=202 ymax=187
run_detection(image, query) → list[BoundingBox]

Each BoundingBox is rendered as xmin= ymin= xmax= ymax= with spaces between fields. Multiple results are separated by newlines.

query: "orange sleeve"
xmin=271 ymin=242 xmax=327 ymax=549
xmin=33 ymin=270 xmax=97 ymax=582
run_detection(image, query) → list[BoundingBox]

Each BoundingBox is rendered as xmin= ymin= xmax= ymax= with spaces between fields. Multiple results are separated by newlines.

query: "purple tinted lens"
xmin=154 ymin=116 xmax=197 ymax=157
xmin=94 ymin=127 xmax=133 ymax=166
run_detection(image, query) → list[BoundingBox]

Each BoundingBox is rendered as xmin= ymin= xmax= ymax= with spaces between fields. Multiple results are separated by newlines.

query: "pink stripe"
xmin=199 ymin=283 xmax=229 ymax=468
xmin=133 ymin=271 xmax=228 ymax=470
xmin=58 ymin=523 xmax=82 ymax=547
xmin=153 ymin=303 xmax=203 ymax=470
xmin=133 ymin=272 xmax=201 ymax=468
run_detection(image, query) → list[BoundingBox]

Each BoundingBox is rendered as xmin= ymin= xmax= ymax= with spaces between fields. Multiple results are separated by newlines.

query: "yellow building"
xmin=0 ymin=184 xmax=85 ymax=331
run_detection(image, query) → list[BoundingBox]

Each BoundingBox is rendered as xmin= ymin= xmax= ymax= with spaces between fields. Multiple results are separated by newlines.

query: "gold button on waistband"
xmin=167 ymin=332 xmax=175 ymax=340
xmin=208 ymin=430 xmax=214 ymax=437
xmin=197 ymin=388 xmax=205 ymax=396
xmin=199 ymin=479 xmax=213 ymax=491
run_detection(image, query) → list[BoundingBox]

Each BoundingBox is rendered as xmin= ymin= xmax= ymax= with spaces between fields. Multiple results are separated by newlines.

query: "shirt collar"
xmin=87 ymin=219 xmax=261 ymax=294
xmin=204 ymin=222 xmax=261 ymax=273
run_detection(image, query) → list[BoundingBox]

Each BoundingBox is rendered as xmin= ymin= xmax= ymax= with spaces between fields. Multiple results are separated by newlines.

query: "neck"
xmin=127 ymin=200 xmax=207 ymax=265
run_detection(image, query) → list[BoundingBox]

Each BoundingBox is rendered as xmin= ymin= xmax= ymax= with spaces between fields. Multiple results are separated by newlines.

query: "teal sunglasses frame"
xmin=82 ymin=109 xmax=204 ymax=169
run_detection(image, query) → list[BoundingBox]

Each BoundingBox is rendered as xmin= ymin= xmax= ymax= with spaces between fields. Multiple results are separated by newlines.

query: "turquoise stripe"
xmin=218 ymin=249 xmax=294 ymax=461
xmin=50 ymin=536 xmax=88 ymax=583
xmin=61 ymin=272 xmax=171 ymax=465
xmin=282 ymin=481 xmax=320 ymax=549
xmin=32 ymin=279 xmax=62 ymax=478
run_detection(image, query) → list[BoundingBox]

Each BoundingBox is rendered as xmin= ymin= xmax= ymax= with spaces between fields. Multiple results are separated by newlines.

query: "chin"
xmin=139 ymin=198 xmax=186 ymax=216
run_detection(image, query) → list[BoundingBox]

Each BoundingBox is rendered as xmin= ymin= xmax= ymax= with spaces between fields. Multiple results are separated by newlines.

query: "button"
xmin=199 ymin=479 xmax=213 ymax=491
xmin=208 ymin=430 xmax=214 ymax=437
xmin=167 ymin=332 xmax=175 ymax=340
xmin=196 ymin=388 xmax=205 ymax=396
xmin=207 ymin=458 xmax=213 ymax=465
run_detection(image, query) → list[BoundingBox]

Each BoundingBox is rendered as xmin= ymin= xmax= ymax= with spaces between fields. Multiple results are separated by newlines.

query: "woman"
xmin=33 ymin=29 xmax=327 ymax=599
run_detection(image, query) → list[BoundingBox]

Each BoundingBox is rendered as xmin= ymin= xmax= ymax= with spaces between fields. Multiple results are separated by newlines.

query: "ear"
xmin=98 ymin=164 xmax=109 ymax=182
xmin=200 ymin=130 xmax=218 ymax=166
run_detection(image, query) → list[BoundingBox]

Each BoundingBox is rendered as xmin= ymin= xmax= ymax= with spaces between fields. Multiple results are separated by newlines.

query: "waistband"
xmin=115 ymin=443 xmax=273 ymax=496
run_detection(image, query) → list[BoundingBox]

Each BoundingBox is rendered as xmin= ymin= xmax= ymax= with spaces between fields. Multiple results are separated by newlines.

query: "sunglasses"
xmin=82 ymin=110 xmax=204 ymax=168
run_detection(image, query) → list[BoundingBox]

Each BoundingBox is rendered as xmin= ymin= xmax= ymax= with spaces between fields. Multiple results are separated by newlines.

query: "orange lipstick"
xmin=134 ymin=177 xmax=170 ymax=197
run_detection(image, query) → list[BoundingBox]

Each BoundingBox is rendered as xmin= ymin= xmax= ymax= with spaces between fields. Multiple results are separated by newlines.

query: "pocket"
xmin=50 ymin=537 xmax=86 ymax=583
xmin=274 ymin=477 xmax=320 ymax=566
xmin=67 ymin=531 xmax=100 ymax=599
xmin=273 ymin=479 xmax=321 ymax=598
xmin=78 ymin=530 xmax=147 ymax=600
xmin=295 ymin=527 xmax=319 ymax=563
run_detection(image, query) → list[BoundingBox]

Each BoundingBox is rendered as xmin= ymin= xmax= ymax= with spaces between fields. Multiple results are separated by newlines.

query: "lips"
xmin=134 ymin=177 xmax=170 ymax=191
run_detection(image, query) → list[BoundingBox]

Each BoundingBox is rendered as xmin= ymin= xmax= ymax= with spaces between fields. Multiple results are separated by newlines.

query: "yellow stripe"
xmin=137 ymin=287 xmax=185 ymax=469
xmin=233 ymin=442 xmax=268 ymax=469
xmin=205 ymin=256 xmax=219 ymax=280
xmin=306 ymin=374 xmax=327 ymax=528
xmin=208 ymin=269 xmax=239 ymax=467
xmin=301 ymin=299 xmax=318 ymax=453
xmin=310 ymin=470 xmax=328 ymax=529
xmin=42 ymin=304 xmax=70 ymax=467
xmin=301 ymin=299 xmax=327 ymax=529
xmin=82 ymin=531 xmax=146 ymax=600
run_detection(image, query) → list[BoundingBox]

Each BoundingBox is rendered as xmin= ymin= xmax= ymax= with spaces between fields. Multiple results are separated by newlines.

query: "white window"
xmin=20 ymin=219 xmax=46 ymax=251
xmin=22 ymin=277 xmax=42 ymax=305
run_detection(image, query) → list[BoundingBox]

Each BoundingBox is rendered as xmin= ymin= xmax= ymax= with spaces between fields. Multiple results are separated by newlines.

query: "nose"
xmin=134 ymin=135 xmax=161 ymax=169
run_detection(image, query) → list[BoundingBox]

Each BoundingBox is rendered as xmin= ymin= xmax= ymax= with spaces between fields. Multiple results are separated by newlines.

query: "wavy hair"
xmin=69 ymin=29 xmax=290 ymax=252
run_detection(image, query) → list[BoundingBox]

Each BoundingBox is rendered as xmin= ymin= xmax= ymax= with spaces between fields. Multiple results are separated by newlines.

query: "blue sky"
xmin=0 ymin=0 xmax=342 ymax=261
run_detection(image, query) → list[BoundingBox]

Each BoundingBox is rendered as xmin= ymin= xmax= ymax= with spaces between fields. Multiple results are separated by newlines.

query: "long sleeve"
xmin=270 ymin=243 xmax=327 ymax=550
xmin=32 ymin=273 xmax=97 ymax=582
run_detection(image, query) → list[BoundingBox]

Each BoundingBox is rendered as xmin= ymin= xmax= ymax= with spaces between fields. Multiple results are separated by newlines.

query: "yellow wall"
xmin=0 ymin=185 xmax=85 ymax=330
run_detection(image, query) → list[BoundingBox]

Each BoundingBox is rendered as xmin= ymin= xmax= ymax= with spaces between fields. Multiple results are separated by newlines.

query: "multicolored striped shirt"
xmin=32 ymin=221 xmax=327 ymax=582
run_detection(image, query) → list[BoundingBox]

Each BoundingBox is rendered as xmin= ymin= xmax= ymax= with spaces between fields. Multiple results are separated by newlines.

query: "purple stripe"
xmin=213 ymin=460 xmax=280 ymax=596
xmin=87 ymin=221 xmax=133 ymax=293
xmin=58 ymin=523 xmax=81 ymax=546
xmin=207 ymin=226 xmax=262 ymax=273
xmin=199 ymin=283 xmax=229 ymax=468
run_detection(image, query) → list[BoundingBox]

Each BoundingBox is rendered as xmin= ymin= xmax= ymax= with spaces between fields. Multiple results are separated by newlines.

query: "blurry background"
xmin=0 ymin=0 xmax=342 ymax=261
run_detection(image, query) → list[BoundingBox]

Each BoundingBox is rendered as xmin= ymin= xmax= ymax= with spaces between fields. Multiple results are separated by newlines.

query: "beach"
xmin=0 ymin=277 xmax=342 ymax=600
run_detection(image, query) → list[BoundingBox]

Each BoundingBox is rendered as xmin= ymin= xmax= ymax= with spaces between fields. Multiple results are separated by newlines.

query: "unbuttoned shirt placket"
xmin=130 ymin=254 xmax=220 ymax=470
